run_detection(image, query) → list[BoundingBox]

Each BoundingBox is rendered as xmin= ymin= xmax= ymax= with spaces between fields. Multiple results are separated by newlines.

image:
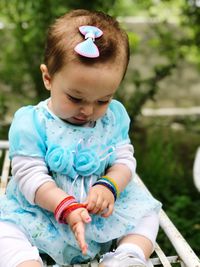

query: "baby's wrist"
xmin=54 ymin=196 xmax=86 ymax=224
xmin=62 ymin=203 xmax=86 ymax=224
xmin=92 ymin=175 xmax=120 ymax=201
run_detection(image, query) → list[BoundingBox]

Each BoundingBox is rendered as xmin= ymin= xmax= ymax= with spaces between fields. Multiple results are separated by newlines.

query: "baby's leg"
xmin=118 ymin=234 xmax=153 ymax=260
xmin=99 ymin=212 xmax=159 ymax=266
xmin=118 ymin=211 xmax=159 ymax=260
xmin=0 ymin=221 xmax=43 ymax=267
xmin=17 ymin=261 xmax=41 ymax=267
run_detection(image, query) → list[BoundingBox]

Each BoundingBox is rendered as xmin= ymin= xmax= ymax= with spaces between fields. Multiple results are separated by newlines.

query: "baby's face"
xmin=43 ymin=61 xmax=124 ymax=125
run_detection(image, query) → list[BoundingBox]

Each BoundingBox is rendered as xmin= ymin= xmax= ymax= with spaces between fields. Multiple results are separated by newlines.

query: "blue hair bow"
xmin=74 ymin=25 xmax=103 ymax=58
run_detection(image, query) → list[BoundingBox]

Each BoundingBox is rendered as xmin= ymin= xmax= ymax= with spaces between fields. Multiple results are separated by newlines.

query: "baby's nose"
xmin=81 ymin=104 xmax=94 ymax=116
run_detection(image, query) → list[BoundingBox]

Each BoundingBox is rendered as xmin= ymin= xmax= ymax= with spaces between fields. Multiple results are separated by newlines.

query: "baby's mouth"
xmin=72 ymin=116 xmax=90 ymax=125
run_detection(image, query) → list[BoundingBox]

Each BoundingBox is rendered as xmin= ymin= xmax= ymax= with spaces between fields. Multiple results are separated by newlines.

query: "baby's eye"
xmin=97 ymin=100 xmax=110 ymax=105
xmin=67 ymin=95 xmax=82 ymax=103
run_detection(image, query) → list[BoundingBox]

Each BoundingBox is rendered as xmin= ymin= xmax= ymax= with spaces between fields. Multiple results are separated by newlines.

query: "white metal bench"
xmin=193 ymin=147 xmax=200 ymax=192
xmin=0 ymin=140 xmax=200 ymax=267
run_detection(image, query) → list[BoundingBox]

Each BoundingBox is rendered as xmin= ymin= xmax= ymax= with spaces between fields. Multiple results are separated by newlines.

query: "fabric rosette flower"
xmin=45 ymin=144 xmax=75 ymax=177
xmin=74 ymin=148 xmax=100 ymax=176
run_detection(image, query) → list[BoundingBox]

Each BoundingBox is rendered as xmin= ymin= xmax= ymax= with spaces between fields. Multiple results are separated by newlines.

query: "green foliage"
xmin=168 ymin=195 xmax=200 ymax=255
xmin=1 ymin=0 xmax=200 ymax=119
xmin=0 ymin=94 xmax=8 ymax=124
xmin=127 ymin=31 xmax=140 ymax=54
xmin=132 ymin=122 xmax=200 ymax=255
xmin=0 ymin=0 xmax=118 ymax=102
xmin=133 ymin=127 xmax=183 ymax=201
xmin=66 ymin=0 xmax=116 ymax=12
xmin=116 ymin=62 xmax=176 ymax=127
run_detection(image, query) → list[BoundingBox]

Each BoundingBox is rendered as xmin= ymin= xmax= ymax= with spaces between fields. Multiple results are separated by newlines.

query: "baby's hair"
xmin=44 ymin=9 xmax=130 ymax=77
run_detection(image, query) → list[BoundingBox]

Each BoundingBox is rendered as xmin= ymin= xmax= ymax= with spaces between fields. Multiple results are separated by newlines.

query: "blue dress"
xmin=0 ymin=99 xmax=161 ymax=265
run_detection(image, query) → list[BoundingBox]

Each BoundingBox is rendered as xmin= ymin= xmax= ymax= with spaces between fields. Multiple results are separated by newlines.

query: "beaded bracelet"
xmin=54 ymin=196 xmax=77 ymax=223
xmin=92 ymin=180 xmax=117 ymax=201
xmin=60 ymin=203 xmax=86 ymax=224
xmin=93 ymin=179 xmax=117 ymax=201
xmin=101 ymin=175 xmax=120 ymax=198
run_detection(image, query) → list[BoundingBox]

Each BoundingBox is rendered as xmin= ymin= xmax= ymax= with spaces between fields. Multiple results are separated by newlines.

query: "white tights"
xmin=0 ymin=212 xmax=159 ymax=267
xmin=0 ymin=222 xmax=43 ymax=267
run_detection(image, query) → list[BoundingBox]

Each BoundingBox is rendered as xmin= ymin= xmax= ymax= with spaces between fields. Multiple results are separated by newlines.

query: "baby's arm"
xmin=12 ymin=156 xmax=91 ymax=254
xmin=85 ymin=144 xmax=136 ymax=216
xmin=35 ymin=181 xmax=91 ymax=254
xmin=104 ymin=163 xmax=132 ymax=191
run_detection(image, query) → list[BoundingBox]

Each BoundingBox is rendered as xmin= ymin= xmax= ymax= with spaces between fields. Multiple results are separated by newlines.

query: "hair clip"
xmin=74 ymin=25 xmax=103 ymax=58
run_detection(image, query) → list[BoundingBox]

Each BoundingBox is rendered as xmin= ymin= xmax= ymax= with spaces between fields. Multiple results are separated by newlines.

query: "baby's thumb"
xmin=81 ymin=209 xmax=92 ymax=223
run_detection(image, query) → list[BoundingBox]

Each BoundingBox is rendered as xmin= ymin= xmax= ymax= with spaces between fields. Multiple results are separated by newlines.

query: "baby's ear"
xmin=40 ymin=64 xmax=52 ymax=90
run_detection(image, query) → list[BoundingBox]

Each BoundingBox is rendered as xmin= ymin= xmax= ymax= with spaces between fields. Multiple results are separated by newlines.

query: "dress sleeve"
xmin=109 ymin=100 xmax=131 ymax=146
xmin=9 ymin=106 xmax=47 ymax=159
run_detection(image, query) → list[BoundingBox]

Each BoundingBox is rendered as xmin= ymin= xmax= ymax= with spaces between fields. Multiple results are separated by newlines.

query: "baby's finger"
xmin=80 ymin=209 xmax=92 ymax=223
xmin=101 ymin=203 xmax=114 ymax=218
xmin=97 ymin=200 xmax=108 ymax=215
xmin=90 ymin=195 xmax=103 ymax=214
xmin=73 ymin=222 xmax=88 ymax=254
xmin=81 ymin=243 xmax=88 ymax=255
xmin=86 ymin=196 xmax=97 ymax=211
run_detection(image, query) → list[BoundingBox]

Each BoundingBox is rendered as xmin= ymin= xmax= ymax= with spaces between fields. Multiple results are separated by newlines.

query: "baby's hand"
xmin=84 ymin=185 xmax=115 ymax=217
xmin=66 ymin=207 xmax=91 ymax=255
